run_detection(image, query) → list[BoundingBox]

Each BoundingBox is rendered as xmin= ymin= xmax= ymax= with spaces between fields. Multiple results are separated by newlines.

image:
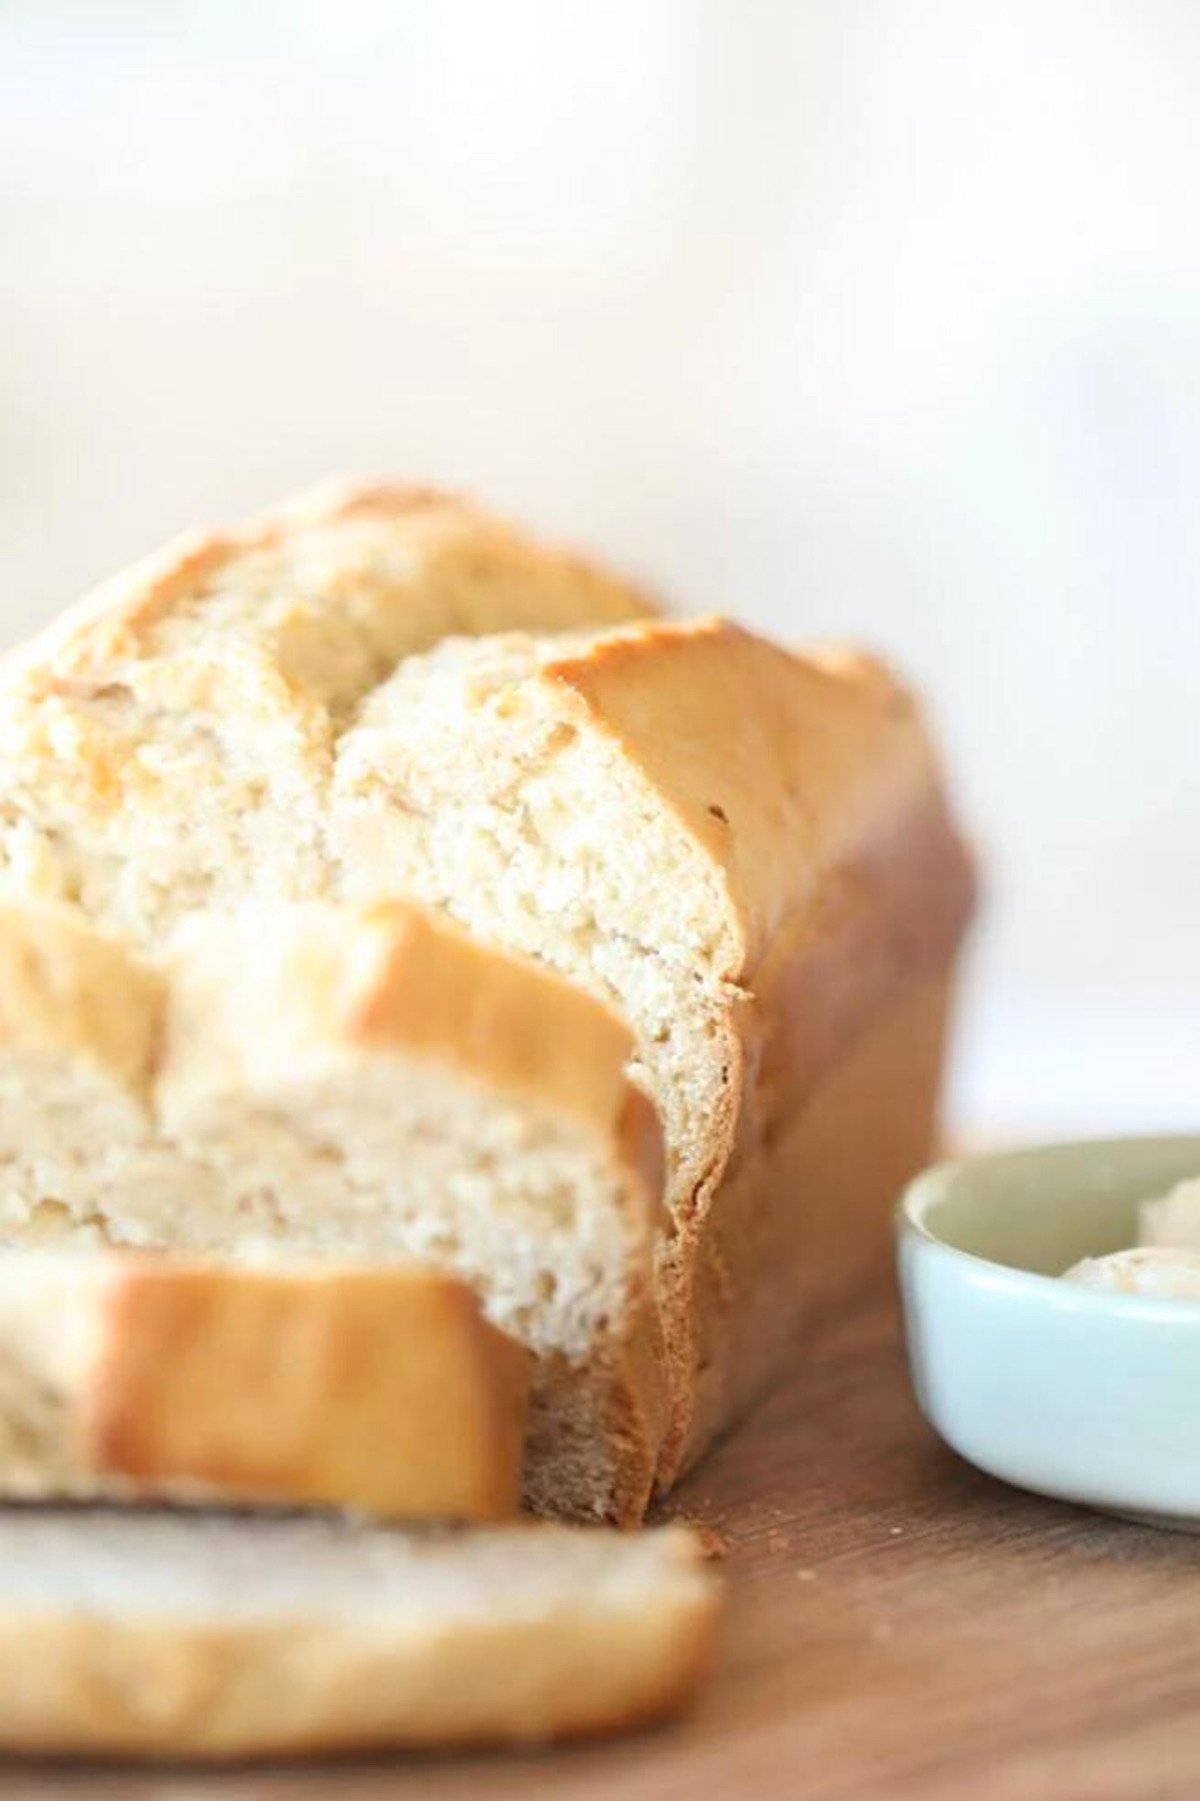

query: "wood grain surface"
xmin=9 ymin=1280 xmax=1200 ymax=1801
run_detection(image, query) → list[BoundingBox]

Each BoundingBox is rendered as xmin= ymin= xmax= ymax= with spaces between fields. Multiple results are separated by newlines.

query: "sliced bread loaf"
xmin=0 ymin=488 xmax=974 ymax=1502
xmin=0 ymin=1252 xmax=528 ymax=1520
xmin=0 ymin=1510 xmax=718 ymax=1757
xmin=0 ymin=900 xmax=663 ymax=1521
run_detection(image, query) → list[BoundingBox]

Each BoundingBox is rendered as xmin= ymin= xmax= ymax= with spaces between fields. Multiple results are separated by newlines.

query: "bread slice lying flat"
xmin=0 ymin=1253 xmax=528 ymax=1521
xmin=0 ymin=1510 xmax=718 ymax=1759
xmin=0 ymin=901 xmax=663 ymax=1522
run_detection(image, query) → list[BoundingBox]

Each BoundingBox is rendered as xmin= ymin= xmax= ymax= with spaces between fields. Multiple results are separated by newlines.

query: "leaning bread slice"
xmin=0 ymin=480 xmax=655 ymax=943
xmin=0 ymin=900 xmax=663 ymax=1523
xmin=331 ymin=618 xmax=976 ymax=1480
xmin=0 ymin=1511 xmax=719 ymax=1759
xmin=0 ymin=1253 xmax=529 ymax=1521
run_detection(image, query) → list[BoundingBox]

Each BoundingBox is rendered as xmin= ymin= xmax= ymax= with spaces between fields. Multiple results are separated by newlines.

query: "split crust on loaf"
xmin=0 ymin=900 xmax=665 ymax=1523
xmin=0 ymin=483 xmax=656 ymax=947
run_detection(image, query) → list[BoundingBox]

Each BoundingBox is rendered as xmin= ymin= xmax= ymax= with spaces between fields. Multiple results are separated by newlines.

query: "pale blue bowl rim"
xmin=896 ymin=1132 xmax=1200 ymax=1321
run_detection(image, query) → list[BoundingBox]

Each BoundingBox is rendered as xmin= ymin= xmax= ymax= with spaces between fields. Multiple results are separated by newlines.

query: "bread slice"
xmin=0 ymin=1252 xmax=529 ymax=1521
xmin=331 ymin=619 xmax=977 ymax=1477
xmin=0 ymin=900 xmax=663 ymax=1522
xmin=0 ymin=480 xmax=654 ymax=944
xmin=0 ymin=1510 xmax=718 ymax=1758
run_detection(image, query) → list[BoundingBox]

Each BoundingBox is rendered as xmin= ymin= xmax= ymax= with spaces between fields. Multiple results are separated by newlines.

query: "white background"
xmin=2 ymin=1 xmax=1198 ymax=1136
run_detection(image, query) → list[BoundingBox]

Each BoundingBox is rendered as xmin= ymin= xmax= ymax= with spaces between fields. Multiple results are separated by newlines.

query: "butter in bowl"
xmin=897 ymin=1135 xmax=1200 ymax=1529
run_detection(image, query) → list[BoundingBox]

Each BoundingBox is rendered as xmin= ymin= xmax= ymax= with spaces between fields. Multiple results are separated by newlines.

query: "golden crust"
xmin=537 ymin=617 xmax=975 ymax=1480
xmin=544 ymin=616 xmax=975 ymax=981
xmin=89 ymin=1262 xmax=530 ymax=1521
xmin=7 ymin=480 xmax=657 ymax=693
xmin=260 ymin=476 xmax=465 ymax=523
xmin=0 ymin=533 xmax=235 ymax=686
xmin=0 ymin=1516 xmax=719 ymax=1758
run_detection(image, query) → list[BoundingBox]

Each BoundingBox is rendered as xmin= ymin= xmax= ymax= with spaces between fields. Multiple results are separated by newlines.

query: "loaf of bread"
xmin=0 ymin=484 xmax=974 ymax=1507
xmin=0 ymin=1510 xmax=718 ymax=1758
xmin=0 ymin=899 xmax=662 ymax=1521
xmin=0 ymin=1251 xmax=529 ymax=1520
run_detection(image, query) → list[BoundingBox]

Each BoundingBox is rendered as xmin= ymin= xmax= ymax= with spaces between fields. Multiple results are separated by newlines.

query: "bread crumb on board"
xmin=676 ymin=1522 xmax=728 ymax=1561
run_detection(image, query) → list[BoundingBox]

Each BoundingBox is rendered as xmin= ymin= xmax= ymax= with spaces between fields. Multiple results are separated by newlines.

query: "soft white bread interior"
xmin=0 ymin=1510 xmax=719 ymax=1758
xmin=0 ymin=1252 xmax=529 ymax=1521
xmin=0 ymin=481 xmax=654 ymax=944
xmin=0 ymin=900 xmax=663 ymax=1522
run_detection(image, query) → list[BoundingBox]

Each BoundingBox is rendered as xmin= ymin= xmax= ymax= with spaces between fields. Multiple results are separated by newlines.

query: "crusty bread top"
xmin=537 ymin=617 xmax=975 ymax=981
xmin=0 ymin=481 xmax=659 ymax=945
xmin=0 ymin=484 xmax=970 ymax=1007
xmin=5 ymin=480 xmax=657 ymax=709
xmin=336 ymin=615 xmax=975 ymax=1028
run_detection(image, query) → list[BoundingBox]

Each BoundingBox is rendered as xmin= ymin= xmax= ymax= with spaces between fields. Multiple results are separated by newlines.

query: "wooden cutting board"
xmin=18 ymin=1282 xmax=1200 ymax=1800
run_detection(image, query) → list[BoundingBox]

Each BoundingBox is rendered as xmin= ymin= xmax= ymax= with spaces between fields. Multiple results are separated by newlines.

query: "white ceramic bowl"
xmin=897 ymin=1135 xmax=1200 ymax=1528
